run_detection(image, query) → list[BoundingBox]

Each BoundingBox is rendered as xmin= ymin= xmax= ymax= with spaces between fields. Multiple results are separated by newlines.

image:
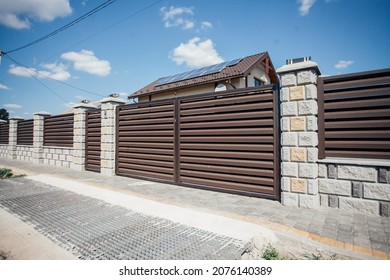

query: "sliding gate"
xmin=116 ymin=85 xmax=279 ymax=199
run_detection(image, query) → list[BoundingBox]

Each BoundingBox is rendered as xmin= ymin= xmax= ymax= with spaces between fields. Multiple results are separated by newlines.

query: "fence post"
xmin=100 ymin=97 xmax=126 ymax=176
xmin=8 ymin=117 xmax=23 ymax=160
xmin=72 ymin=103 xmax=97 ymax=171
xmin=276 ymin=59 xmax=321 ymax=209
xmin=33 ymin=111 xmax=51 ymax=164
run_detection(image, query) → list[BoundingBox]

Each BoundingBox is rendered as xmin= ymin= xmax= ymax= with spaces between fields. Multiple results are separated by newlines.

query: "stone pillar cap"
xmin=73 ymin=103 xmax=98 ymax=109
xmin=34 ymin=111 xmax=51 ymax=116
xmin=9 ymin=116 xmax=24 ymax=120
xmin=0 ymin=119 xmax=7 ymax=123
xmin=99 ymin=97 xmax=127 ymax=104
xmin=277 ymin=60 xmax=321 ymax=75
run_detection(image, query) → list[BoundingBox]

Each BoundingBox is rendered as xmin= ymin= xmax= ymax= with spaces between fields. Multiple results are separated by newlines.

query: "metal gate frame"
xmin=116 ymin=85 xmax=280 ymax=200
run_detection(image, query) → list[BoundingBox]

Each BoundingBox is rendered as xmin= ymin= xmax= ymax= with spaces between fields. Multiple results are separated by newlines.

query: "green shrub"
xmin=0 ymin=168 xmax=13 ymax=179
xmin=262 ymin=244 xmax=280 ymax=260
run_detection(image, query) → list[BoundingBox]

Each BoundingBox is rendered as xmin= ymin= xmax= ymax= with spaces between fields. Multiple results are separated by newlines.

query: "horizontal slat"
xmin=180 ymin=143 xmax=273 ymax=152
xmin=118 ymin=142 xmax=173 ymax=149
xmin=117 ymin=162 xmax=173 ymax=175
xmin=180 ymin=176 xmax=274 ymax=194
xmin=325 ymin=140 xmax=390 ymax=150
xmin=180 ymin=156 xmax=274 ymax=168
xmin=180 ymin=149 xmax=274 ymax=162
xmin=180 ymin=102 xmax=273 ymax=117
xmin=118 ymin=136 xmax=174 ymax=142
xmin=118 ymin=123 xmax=173 ymax=131
xmin=119 ymin=152 xmax=172 ymax=162
xmin=180 ymin=119 xmax=273 ymax=129
xmin=180 ymin=127 xmax=273 ymax=136
xmin=180 ymin=163 xmax=273 ymax=177
xmin=118 ymin=157 xmax=173 ymax=168
xmin=118 ymin=148 xmax=173 ymax=156
xmin=324 ymin=97 xmax=390 ymax=110
xmin=325 ymin=130 xmax=390 ymax=139
xmin=118 ymin=117 xmax=174 ymax=126
xmin=325 ymin=150 xmax=390 ymax=159
xmin=118 ymin=103 xmax=174 ymax=116
xmin=180 ymin=135 xmax=273 ymax=144
xmin=180 ymin=110 xmax=273 ymax=123
xmin=117 ymin=168 xmax=173 ymax=181
xmin=180 ymin=92 xmax=273 ymax=110
xmin=324 ymin=86 xmax=390 ymax=101
xmin=117 ymin=130 xmax=173 ymax=136
xmin=324 ymin=108 xmax=390 ymax=119
xmin=325 ymin=119 xmax=390 ymax=129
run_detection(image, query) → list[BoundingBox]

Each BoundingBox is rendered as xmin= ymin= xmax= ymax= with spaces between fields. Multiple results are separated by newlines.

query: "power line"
xmin=39 ymin=0 xmax=163 ymax=64
xmin=4 ymin=54 xmax=105 ymax=98
xmin=3 ymin=0 xmax=119 ymax=55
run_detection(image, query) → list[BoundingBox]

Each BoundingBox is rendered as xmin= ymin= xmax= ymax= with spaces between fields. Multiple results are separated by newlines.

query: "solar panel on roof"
xmin=155 ymin=57 xmax=242 ymax=86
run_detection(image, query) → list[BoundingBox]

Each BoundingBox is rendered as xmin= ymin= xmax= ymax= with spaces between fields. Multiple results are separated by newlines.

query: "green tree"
xmin=0 ymin=108 xmax=9 ymax=121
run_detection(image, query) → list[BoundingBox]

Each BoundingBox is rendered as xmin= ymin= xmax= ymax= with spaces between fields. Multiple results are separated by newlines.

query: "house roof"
xmin=129 ymin=51 xmax=278 ymax=98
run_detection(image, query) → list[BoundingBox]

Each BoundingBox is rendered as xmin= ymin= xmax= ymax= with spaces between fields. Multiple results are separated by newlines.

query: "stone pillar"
xmin=276 ymin=60 xmax=321 ymax=209
xmin=8 ymin=117 xmax=23 ymax=159
xmin=33 ymin=111 xmax=51 ymax=164
xmin=71 ymin=103 xmax=97 ymax=171
xmin=100 ymin=97 xmax=126 ymax=176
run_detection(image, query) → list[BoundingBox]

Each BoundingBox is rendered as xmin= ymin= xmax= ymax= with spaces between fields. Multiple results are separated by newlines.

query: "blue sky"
xmin=0 ymin=0 xmax=389 ymax=118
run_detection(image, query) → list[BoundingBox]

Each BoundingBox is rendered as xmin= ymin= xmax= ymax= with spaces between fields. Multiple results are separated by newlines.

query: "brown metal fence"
xmin=318 ymin=68 xmax=390 ymax=160
xmin=0 ymin=123 xmax=9 ymax=144
xmin=85 ymin=109 xmax=101 ymax=172
xmin=116 ymin=85 xmax=280 ymax=199
xmin=44 ymin=113 xmax=74 ymax=147
xmin=17 ymin=119 xmax=33 ymax=145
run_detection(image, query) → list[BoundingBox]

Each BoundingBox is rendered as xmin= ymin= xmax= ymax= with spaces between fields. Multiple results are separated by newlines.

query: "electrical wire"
xmin=3 ymin=0 xmax=118 ymax=55
xmin=4 ymin=53 xmax=105 ymax=98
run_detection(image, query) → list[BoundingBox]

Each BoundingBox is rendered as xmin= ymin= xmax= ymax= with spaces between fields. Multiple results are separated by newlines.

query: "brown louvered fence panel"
xmin=318 ymin=68 xmax=390 ymax=160
xmin=0 ymin=123 xmax=9 ymax=144
xmin=116 ymin=100 xmax=176 ymax=181
xmin=85 ymin=109 xmax=101 ymax=172
xmin=17 ymin=119 xmax=33 ymax=145
xmin=116 ymin=86 xmax=279 ymax=200
xmin=179 ymin=86 xmax=279 ymax=199
xmin=44 ymin=113 xmax=74 ymax=147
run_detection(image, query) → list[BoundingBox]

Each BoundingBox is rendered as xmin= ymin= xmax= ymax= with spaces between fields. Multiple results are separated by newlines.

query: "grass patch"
xmin=0 ymin=168 xmax=25 ymax=179
xmin=262 ymin=244 xmax=281 ymax=260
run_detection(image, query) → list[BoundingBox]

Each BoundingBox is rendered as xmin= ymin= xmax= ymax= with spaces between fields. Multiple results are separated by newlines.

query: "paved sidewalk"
xmin=1 ymin=158 xmax=389 ymax=259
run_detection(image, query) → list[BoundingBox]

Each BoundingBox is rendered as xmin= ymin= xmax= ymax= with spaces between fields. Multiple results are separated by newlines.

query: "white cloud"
xmin=0 ymin=83 xmax=10 ymax=90
xmin=0 ymin=0 xmax=72 ymax=29
xmin=8 ymin=62 xmax=71 ymax=81
xmin=61 ymin=49 xmax=111 ymax=77
xmin=298 ymin=0 xmax=317 ymax=16
xmin=3 ymin=103 xmax=22 ymax=109
xmin=334 ymin=60 xmax=354 ymax=69
xmin=200 ymin=21 xmax=212 ymax=30
xmin=160 ymin=6 xmax=195 ymax=30
xmin=170 ymin=37 xmax=223 ymax=68
xmin=64 ymin=102 xmax=77 ymax=108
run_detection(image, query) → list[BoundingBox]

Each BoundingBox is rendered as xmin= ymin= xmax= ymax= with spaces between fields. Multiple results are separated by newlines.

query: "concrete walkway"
xmin=1 ymin=158 xmax=389 ymax=260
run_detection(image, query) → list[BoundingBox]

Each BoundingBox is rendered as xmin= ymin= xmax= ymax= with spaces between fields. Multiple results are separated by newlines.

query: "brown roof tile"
xmin=130 ymin=51 xmax=278 ymax=98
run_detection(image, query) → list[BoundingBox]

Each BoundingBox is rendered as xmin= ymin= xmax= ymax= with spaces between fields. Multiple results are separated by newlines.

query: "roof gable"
xmin=130 ymin=51 xmax=278 ymax=98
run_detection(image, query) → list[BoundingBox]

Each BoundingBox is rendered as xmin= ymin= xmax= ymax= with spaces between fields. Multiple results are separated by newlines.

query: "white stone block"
xmin=307 ymin=179 xmax=319 ymax=195
xmin=281 ymin=177 xmax=291 ymax=192
xmin=306 ymin=116 xmax=318 ymax=131
xmin=281 ymin=192 xmax=299 ymax=207
xmin=307 ymin=147 xmax=318 ymax=163
xmin=281 ymin=162 xmax=298 ymax=177
xmin=281 ymin=147 xmax=290 ymax=162
xmin=281 ymin=102 xmax=298 ymax=116
xmin=305 ymin=84 xmax=317 ymax=100
xmin=320 ymin=194 xmax=329 ymax=207
xmin=338 ymin=165 xmax=377 ymax=182
xmin=318 ymin=164 xmax=327 ymax=178
xmin=298 ymin=132 xmax=318 ymax=147
xmin=280 ymin=87 xmax=289 ymax=102
xmin=297 ymin=69 xmax=317 ymax=85
xmin=299 ymin=194 xmax=320 ymax=209
xmin=280 ymin=73 xmax=297 ymax=87
xmin=319 ymin=179 xmax=351 ymax=196
xmin=299 ymin=163 xmax=318 ymax=178
xmin=281 ymin=117 xmax=290 ymax=132
xmin=281 ymin=132 xmax=298 ymax=146
xmin=339 ymin=197 xmax=379 ymax=216
xmin=363 ymin=183 xmax=390 ymax=201
xmin=298 ymin=100 xmax=318 ymax=116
